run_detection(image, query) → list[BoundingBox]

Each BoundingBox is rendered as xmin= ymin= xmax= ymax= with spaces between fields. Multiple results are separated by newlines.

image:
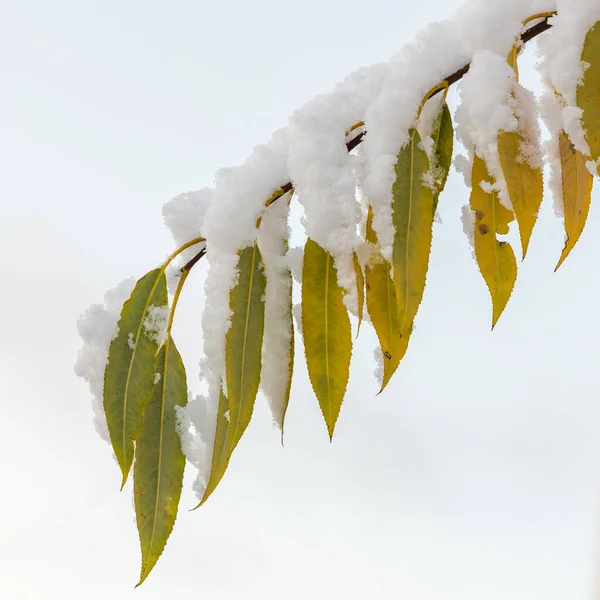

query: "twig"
xmin=182 ymin=14 xmax=555 ymax=274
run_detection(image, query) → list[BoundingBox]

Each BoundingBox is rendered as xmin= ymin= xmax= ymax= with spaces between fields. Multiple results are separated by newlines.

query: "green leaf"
xmin=134 ymin=337 xmax=187 ymax=587
xmin=578 ymin=20 xmax=600 ymax=163
xmin=391 ymin=128 xmax=435 ymax=362
xmin=430 ymin=101 xmax=454 ymax=207
xmin=197 ymin=389 xmax=231 ymax=507
xmin=365 ymin=209 xmax=401 ymax=393
xmin=555 ymin=131 xmax=594 ymax=270
xmin=302 ymin=238 xmax=352 ymax=439
xmin=280 ymin=283 xmax=295 ymax=442
xmin=353 ymin=252 xmax=365 ymax=335
xmin=226 ymin=244 xmax=266 ymax=453
xmin=104 ymin=268 xmax=168 ymax=488
xmin=469 ymin=154 xmax=518 ymax=328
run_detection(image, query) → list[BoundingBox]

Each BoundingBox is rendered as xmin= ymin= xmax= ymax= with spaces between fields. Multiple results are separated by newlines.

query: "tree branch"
xmin=182 ymin=14 xmax=555 ymax=273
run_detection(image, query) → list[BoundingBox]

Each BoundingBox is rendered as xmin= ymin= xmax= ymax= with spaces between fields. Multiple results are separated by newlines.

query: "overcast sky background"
xmin=2 ymin=1 xmax=600 ymax=599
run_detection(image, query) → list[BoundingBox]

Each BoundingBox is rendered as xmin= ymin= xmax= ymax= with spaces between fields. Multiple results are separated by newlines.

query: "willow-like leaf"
xmin=280 ymin=286 xmax=295 ymax=442
xmin=578 ymin=20 xmax=600 ymax=163
xmin=470 ymin=154 xmax=517 ymax=328
xmin=365 ymin=209 xmax=401 ymax=393
xmin=353 ymin=252 xmax=365 ymax=335
xmin=104 ymin=269 xmax=168 ymax=488
xmin=134 ymin=337 xmax=187 ymax=587
xmin=302 ymin=238 xmax=352 ymax=439
xmin=498 ymin=129 xmax=543 ymax=258
xmin=197 ymin=390 xmax=231 ymax=507
xmin=226 ymin=244 xmax=266 ymax=453
xmin=430 ymin=101 xmax=454 ymax=206
xmin=556 ymin=131 xmax=594 ymax=270
xmin=391 ymin=127 xmax=435 ymax=361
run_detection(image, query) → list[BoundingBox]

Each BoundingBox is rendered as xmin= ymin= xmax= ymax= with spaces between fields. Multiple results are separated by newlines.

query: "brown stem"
xmin=182 ymin=14 xmax=555 ymax=274
xmin=180 ymin=246 xmax=206 ymax=273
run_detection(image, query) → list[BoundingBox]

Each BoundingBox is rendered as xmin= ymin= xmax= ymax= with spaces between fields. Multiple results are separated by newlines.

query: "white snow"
xmin=257 ymin=197 xmax=294 ymax=430
xmin=454 ymin=51 xmax=517 ymax=210
xmin=536 ymin=1 xmax=600 ymax=216
xmin=163 ymin=188 xmax=212 ymax=249
xmin=287 ymin=65 xmax=389 ymax=312
xmin=75 ymin=277 xmax=136 ymax=443
xmin=143 ymin=304 xmax=170 ymax=346
xmin=151 ymin=0 xmax=588 ymax=501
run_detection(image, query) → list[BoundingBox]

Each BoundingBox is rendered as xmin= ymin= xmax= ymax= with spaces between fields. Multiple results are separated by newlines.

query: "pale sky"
xmin=2 ymin=1 xmax=600 ymax=599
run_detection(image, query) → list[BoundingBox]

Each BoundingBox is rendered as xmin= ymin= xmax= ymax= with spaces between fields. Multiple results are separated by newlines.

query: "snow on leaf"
xmin=257 ymin=198 xmax=295 ymax=435
xmin=104 ymin=269 xmax=168 ymax=489
xmin=226 ymin=244 xmax=266 ymax=454
xmin=469 ymin=154 xmax=517 ymax=328
xmin=391 ymin=128 xmax=435 ymax=363
xmin=578 ymin=20 xmax=600 ymax=163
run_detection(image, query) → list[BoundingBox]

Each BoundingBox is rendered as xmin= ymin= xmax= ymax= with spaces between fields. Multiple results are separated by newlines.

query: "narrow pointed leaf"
xmin=578 ymin=20 xmax=600 ymax=163
xmin=391 ymin=128 xmax=435 ymax=360
xmin=498 ymin=129 xmax=543 ymax=258
xmin=134 ymin=337 xmax=187 ymax=587
xmin=556 ymin=131 xmax=594 ymax=270
xmin=302 ymin=238 xmax=352 ymax=439
xmin=353 ymin=252 xmax=365 ymax=335
xmin=365 ymin=209 xmax=401 ymax=393
xmin=104 ymin=268 xmax=168 ymax=488
xmin=280 ymin=288 xmax=294 ymax=442
xmin=430 ymin=101 xmax=454 ymax=206
xmin=470 ymin=154 xmax=517 ymax=328
xmin=197 ymin=390 xmax=231 ymax=507
xmin=226 ymin=244 xmax=266 ymax=453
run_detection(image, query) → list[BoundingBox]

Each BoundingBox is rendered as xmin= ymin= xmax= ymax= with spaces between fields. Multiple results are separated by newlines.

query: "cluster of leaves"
xmin=100 ymin=14 xmax=600 ymax=586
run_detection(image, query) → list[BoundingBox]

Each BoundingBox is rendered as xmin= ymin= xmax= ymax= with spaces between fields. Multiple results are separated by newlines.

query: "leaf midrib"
xmin=324 ymin=252 xmax=332 ymax=431
xmin=232 ymin=246 xmax=258 ymax=447
xmin=120 ymin=272 xmax=162 ymax=487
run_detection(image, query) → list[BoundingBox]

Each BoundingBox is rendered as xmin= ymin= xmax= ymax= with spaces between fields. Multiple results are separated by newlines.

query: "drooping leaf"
xmin=469 ymin=154 xmax=518 ymax=328
xmin=302 ymin=238 xmax=352 ymax=439
xmin=391 ymin=127 xmax=435 ymax=360
xmin=257 ymin=200 xmax=295 ymax=440
xmin=134 ymin=337 xmax=187 ymax=587
xmin=429 ymin=101 xmax=454 ymax=206
xmin=104 ymin=268 xmax=168 ymax=488
xmin=353 ymin=252 xmax=365 ymax=335
xmin=280 ymin=283 xmax=295 ymax=443
xmin=498 ymin=129 xmax=543 ymax=258
xmin=556 ymin=131 xmax=594 ymax=270
xmin=578 ymin=20 xmax=600 ymax=163
xmin=226 ymin=244 xmax=266 ymax=453
xmin=365 ymin=209 xmax=401 ymax=393
xmin=197 ymin=390 xmax=231 ymax=507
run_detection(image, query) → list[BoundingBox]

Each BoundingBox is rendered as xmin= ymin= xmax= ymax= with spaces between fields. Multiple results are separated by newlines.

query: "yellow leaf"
xmin=302 ymin=238 xmax=352 ymax=439
xmin=391 ymin=128 xmax=435 ymax=358
xmin=226 ymin=244 xmax=266 ymax=454
xmin=365 ymin=209 xmax=401 ymax=393
xmin=470 ymin=154 xmax=518 ymax=328
xmin=353 ymin=252 xmax=365 ymax=336
xmin=578 ymin=20 xmax=600 ymax=163
xmin=555 ymin=131 xmax=594 ymax=270
xmin=498 ymin=129 xmax=543 ymax=258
